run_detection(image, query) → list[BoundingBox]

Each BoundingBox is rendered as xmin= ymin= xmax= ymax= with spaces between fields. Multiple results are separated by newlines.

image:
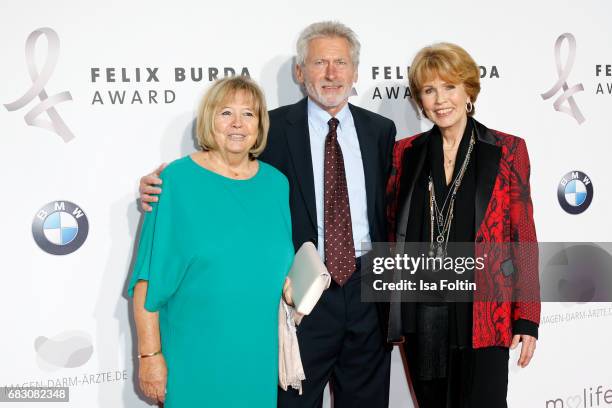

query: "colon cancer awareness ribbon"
xmin=4 ymin=27 xmax=75 ymax=142
xmin=541 ymin=33 xmax=585 ymax=125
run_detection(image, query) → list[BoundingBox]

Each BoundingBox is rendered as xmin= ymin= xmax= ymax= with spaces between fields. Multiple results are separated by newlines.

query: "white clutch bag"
xmin=288 ymin=242 xmax=331 ymax=315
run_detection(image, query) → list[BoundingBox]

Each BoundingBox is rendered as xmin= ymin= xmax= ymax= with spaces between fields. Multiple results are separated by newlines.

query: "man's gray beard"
xmin=304 ymin=81 xmax=352 ymax=109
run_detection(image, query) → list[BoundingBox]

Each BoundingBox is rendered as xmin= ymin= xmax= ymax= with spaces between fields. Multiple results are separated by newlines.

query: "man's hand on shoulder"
xmin=139 ymin=163 xmax=166 ymax=212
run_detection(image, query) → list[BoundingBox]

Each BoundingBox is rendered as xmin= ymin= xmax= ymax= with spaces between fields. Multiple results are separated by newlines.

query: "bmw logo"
xmin=32 ymin=201 xmax=89 ymax=255
xmin=557 ymin=171 xmax=593 ymax=214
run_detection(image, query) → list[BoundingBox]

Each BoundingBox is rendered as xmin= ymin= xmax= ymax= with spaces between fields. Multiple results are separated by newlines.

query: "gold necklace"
xmin=428 ymin=130 xmax=476 ymax=258
xmin=204 ymin=153 xmax=253 ymax=179
xmin=443 ymin=145 xmax=458 ymax=167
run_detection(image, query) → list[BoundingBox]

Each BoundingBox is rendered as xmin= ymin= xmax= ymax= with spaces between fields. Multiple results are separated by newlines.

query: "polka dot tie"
xmin=323 ymin=117 xmax=356 ymax=286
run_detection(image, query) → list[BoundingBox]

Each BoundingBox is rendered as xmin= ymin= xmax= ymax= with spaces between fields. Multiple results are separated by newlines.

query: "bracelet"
xmin=137 ymin=350 xmax=161 ymax=359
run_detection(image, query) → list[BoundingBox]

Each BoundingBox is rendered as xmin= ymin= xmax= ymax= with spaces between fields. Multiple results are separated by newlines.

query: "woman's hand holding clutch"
xmin=282 ymin=277 xmax=304 ymax=325
xmin=283 ymin=277 xmax=294 ymax=306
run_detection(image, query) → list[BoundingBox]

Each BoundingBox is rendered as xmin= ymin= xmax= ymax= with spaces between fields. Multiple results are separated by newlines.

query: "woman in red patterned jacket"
xmin=386 ymin=43 xmax=540 ymax=407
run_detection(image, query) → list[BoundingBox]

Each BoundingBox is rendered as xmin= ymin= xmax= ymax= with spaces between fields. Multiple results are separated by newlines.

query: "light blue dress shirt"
xmin=307 ymin=98 xmax=371 ymax=260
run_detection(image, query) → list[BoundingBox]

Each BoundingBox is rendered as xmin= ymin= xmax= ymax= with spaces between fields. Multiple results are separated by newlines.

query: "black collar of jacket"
xmin=394 ymin=117 xmax=501 ymax=243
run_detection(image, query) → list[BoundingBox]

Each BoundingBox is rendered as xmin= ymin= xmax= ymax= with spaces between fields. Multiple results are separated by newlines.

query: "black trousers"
xmin=403 ymin=340 xmax=509 ymax=408
xmin=278 ymin=260 xmax=391 ymax=408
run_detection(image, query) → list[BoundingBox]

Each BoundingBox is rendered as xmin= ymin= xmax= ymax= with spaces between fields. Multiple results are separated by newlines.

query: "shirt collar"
xmin=307 ymin=97 xmax=351 ymax=131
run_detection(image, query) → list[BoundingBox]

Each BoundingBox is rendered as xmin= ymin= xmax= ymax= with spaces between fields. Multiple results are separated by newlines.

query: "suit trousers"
xmin=278 ymin=258 xmax=391 ymax=408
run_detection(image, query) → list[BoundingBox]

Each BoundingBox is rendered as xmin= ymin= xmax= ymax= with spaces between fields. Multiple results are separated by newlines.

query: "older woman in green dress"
xmin=129 ymin=76 xmax=294 ymax=407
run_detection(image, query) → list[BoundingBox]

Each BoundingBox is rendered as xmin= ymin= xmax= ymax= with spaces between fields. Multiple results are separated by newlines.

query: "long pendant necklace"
xmin=428 ymin=130 xmax=475 ymax=258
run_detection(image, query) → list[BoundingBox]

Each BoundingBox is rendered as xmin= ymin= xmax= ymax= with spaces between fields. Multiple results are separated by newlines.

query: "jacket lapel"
xmin=285 ymin=98 xmax=317 ymax=231
xmin=396 ymin=132 xmax=428 ymax=241
xmin=388 ymin=131 xmax=428 ymax=343
xmin=349 ymin=103 xmax=377 ymax=236
xmin=473 ymin=119 xmax=502 ymax=235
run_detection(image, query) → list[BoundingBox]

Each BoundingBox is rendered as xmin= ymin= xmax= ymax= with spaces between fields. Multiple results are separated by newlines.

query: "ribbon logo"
xmin=541 ymin=33 xmax=585 ymax=125
xmin=4 ymin=27 xmax=75 ymax=142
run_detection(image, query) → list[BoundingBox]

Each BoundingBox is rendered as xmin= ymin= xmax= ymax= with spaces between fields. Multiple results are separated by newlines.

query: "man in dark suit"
xmin=139 ymin=21 xmax=395 ymax=408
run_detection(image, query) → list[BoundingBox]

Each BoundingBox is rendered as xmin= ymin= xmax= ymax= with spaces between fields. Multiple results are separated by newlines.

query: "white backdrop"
xmin=1 ymin=1 xmax=611 ymax=407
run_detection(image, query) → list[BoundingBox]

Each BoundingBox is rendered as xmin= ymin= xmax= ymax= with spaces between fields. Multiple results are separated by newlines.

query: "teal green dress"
xmin=128 ymin=156 xmax=294 ymax=407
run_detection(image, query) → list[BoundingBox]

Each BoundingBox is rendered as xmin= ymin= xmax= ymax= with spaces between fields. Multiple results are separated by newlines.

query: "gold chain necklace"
xmin=428 ymin=130 xmax=475 ymax=258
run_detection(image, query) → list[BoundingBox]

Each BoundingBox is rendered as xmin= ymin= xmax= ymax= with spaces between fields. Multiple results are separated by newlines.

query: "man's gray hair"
xmin=296 ymin=21 xmax=361 ymax=67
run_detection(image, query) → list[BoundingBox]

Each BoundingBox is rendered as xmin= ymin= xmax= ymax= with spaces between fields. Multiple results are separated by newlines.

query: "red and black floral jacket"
xmin=385 ymin=118 xmax=540 ymax=348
